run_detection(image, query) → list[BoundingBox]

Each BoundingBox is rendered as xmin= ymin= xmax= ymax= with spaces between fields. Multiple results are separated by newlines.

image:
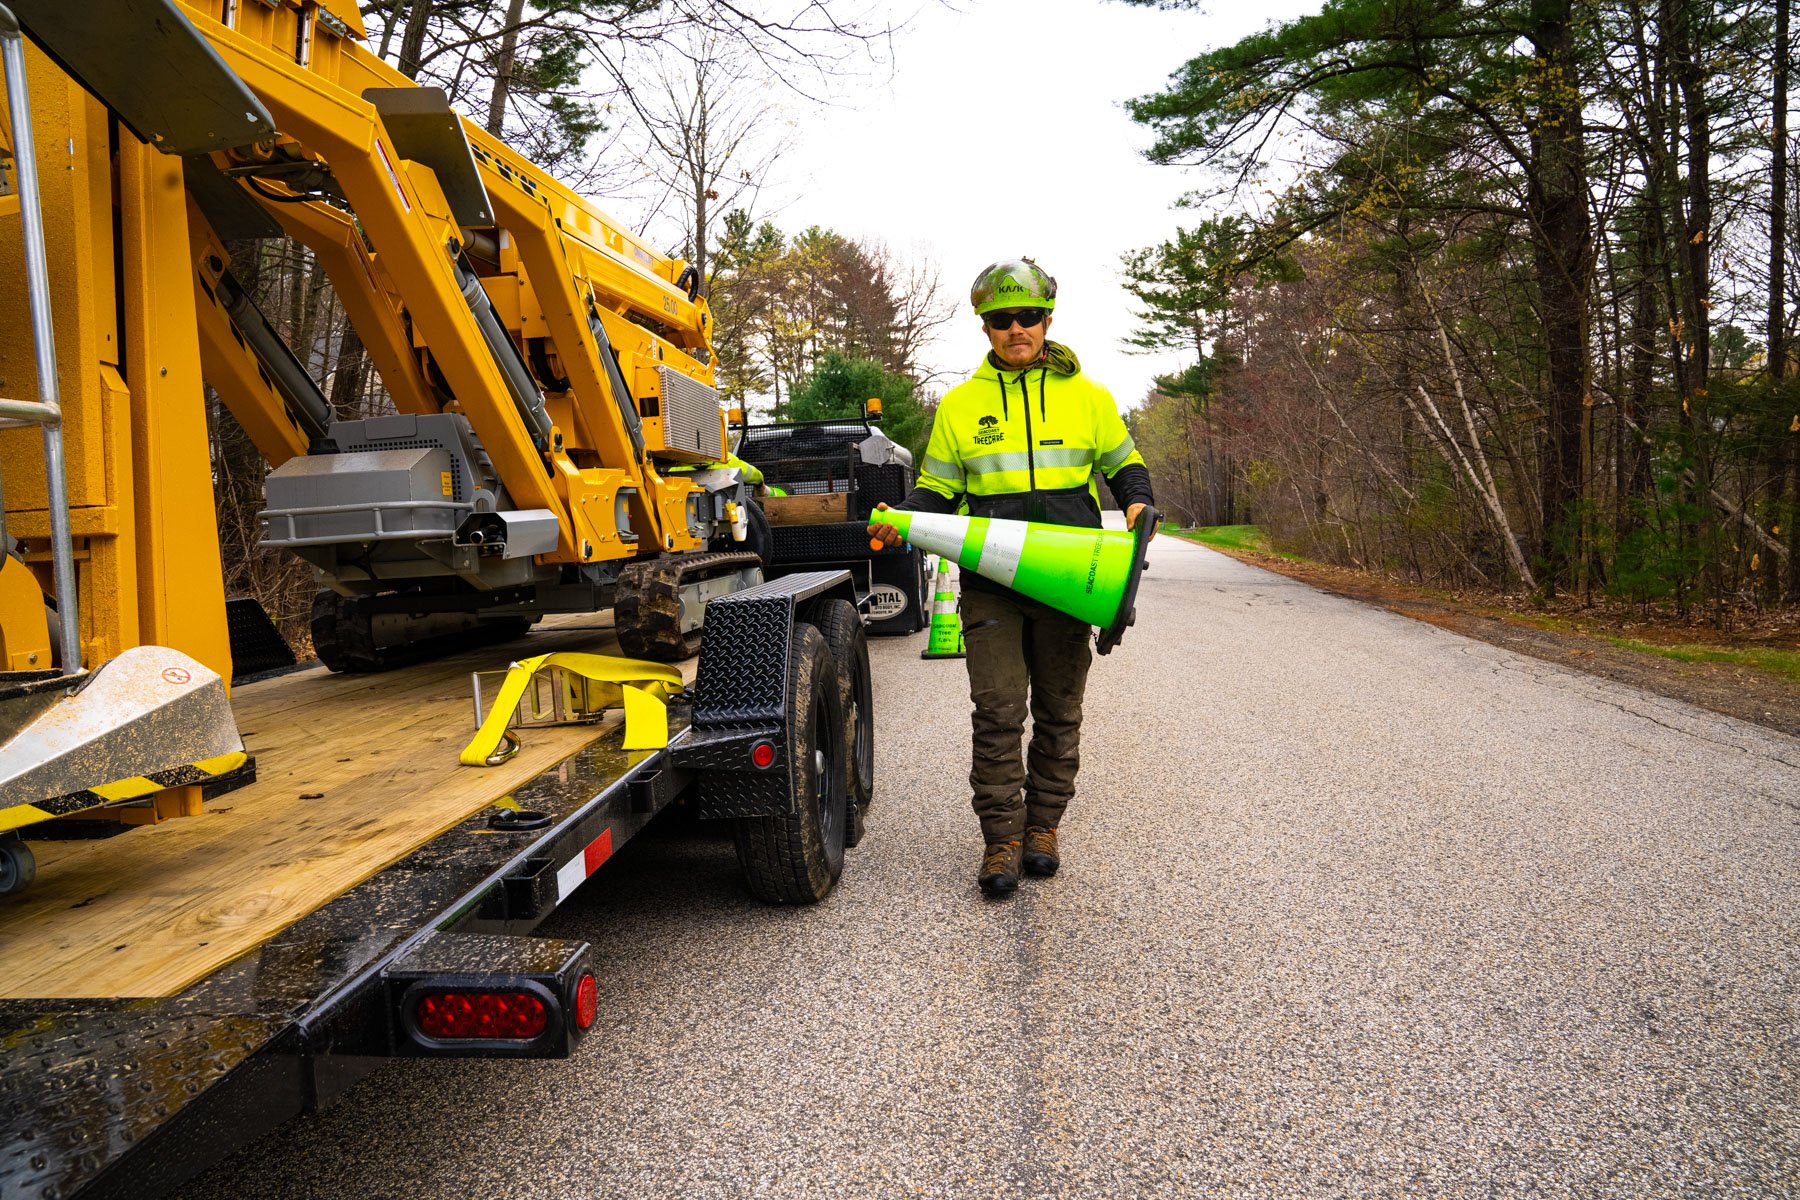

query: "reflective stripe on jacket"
xmin=916 ymin=347 xmax=1145 ymax=528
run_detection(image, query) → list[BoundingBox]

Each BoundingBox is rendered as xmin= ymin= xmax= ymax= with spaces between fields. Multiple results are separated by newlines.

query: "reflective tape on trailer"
xmin=554 ymin=827 xmax=615 ymax=903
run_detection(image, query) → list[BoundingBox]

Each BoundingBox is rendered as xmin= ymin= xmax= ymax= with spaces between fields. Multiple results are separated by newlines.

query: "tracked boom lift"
xmin=0 ymin=1 xmax=250 ymax=885
xmin=21 ymin=0 xmax=760 ymax=675
xmin=175 ymin=0 xmax=762 ymax=669
xmin=0 ymin=0 xmax=796 ymax=885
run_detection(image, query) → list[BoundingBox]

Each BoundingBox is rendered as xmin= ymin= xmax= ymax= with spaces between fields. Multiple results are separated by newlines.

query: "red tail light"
xmin=750 ymin=740 xmax=776 ymax=768
xmin=573 ymin=974 xmax=598 ymax=1031
xmin=415 ymin=991 xmax=549 ymax=1040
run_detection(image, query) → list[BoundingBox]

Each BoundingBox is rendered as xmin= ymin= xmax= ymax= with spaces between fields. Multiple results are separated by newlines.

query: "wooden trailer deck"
xmin=0 ymin=618 xmax=696 ymax=1000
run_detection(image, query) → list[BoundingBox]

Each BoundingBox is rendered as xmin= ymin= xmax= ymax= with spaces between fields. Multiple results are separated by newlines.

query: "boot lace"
xmin=1025 ymin=827 xmax=1058 ymax=858
xmin=982 ymin=840 xmax=1021 ymax=876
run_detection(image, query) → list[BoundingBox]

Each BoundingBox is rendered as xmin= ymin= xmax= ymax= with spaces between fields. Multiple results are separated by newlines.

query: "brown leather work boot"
xmin=1022 ymin=826 xmax=1060 ymax=877
xmin=978 ymin=840 xmax=1023 ymax=896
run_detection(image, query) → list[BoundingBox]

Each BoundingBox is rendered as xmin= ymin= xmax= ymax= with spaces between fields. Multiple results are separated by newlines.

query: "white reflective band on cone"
xmin=892 ymin=511 xmax=977 ymax=561
xmin=978 ymin=521 xmax=1026 ymax=587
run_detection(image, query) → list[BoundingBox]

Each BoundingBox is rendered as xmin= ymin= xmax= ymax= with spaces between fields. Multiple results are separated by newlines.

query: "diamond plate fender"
xmin=677 ymin=570 xmax=855 ymax=819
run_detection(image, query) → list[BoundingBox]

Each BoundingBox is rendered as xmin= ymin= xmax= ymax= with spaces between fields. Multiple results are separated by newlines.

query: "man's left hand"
xmin=1126 ymin=503 xmax=1156 ymax=541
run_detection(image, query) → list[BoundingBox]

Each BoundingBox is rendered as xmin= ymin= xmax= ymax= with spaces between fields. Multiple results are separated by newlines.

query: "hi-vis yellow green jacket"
xmin=912 ymin=342 xmax=1150 ymax=530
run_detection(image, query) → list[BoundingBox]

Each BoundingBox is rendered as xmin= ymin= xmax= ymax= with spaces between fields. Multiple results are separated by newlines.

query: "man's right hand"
xmin=867 ymin=502 xmax=902 ymax=549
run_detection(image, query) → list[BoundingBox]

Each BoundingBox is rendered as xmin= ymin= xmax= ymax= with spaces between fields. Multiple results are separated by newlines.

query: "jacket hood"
xmin=980 ymin=340 xmax=1081 ymax=379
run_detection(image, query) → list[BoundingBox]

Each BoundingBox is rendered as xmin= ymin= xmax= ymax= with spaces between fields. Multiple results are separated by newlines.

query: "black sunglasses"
xmin=984 ymin=308 xmax=1048 ymax=331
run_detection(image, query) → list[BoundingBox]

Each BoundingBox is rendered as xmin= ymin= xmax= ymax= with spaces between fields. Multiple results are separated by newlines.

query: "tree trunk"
xmin=328 ymin=323 xmax=371 ymax=421
xmin=1773 ymin=0 xmax=1790 ymax=385
xmin=485 ymin=0 xmax=530 ymax=136
xmin=1528 ymin=0 xmax=1592 ymax=595
xmin=689 ymin=86 xmax=712 ymax=290
xmin=1204 ymin=414 xmax=1220 ymax=524
xmin=1183 ymin=411 xmax=1200 ymax=525
xmin=396 ymin=0 xmax=433 ymax=80
xmin=692 ymin=177 xmax=709 ymax=295
xmin=1770 ymin=0 xmax=1793 ymax=596
xmin=1673 ymin=0 xmax=1716 ymax=612
xmin=1623 ymin=211 xmax=1657 ymax=515
xmin=1675 ymin=1 xmax=1712 ymax=395
xmin=377 ymin=0 xmax=407 ymax=60
xmin=1393 ymin=217 xmax=1419 ymax=537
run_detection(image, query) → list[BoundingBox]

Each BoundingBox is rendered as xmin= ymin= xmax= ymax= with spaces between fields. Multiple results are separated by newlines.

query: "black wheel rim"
xmin=811 ymin=693 xmax=840 ymax=850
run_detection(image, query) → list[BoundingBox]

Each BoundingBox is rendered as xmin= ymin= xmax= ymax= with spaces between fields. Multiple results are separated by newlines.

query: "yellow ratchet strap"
xmin=460 ymin=652 xmax=685 ymax=766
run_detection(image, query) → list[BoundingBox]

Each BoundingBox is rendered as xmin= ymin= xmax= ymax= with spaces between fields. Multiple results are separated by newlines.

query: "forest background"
xmin=1120 ymin=0 xmax=1798 ymax=618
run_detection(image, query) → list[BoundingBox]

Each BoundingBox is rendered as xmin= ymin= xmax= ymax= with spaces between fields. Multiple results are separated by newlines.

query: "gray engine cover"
xmin=257 ymin=412 xmax=551 ymax=593
xmin=261 ymin=447 xmax=463 ymax=546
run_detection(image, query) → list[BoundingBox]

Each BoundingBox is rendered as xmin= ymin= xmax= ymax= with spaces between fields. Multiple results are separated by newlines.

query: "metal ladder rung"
xmin=0 ymin=396 xmax=59 ymax=428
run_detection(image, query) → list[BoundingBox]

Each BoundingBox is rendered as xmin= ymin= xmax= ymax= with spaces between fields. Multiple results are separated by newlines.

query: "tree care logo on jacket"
xmin=972 ymin=414 xmax=1004 ymax=445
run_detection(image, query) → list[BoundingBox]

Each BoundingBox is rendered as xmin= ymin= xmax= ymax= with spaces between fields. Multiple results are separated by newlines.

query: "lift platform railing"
xmin=0 ymin=3 xmax=79 ymax=675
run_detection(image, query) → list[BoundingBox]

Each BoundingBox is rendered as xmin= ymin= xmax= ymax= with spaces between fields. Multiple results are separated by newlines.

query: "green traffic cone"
xmin=871 ymin=507 xmax=1158 ymax=655
xmin=920 ymin=555 xmax=965 ymax=660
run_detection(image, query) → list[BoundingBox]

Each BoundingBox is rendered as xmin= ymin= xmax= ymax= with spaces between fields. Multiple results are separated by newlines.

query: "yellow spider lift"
xmin=0 ymin=0 xmax=768 ymax=889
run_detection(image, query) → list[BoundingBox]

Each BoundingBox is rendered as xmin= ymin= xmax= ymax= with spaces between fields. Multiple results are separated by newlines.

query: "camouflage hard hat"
xmin=970 ymin=257 xmax=1057 ymax=315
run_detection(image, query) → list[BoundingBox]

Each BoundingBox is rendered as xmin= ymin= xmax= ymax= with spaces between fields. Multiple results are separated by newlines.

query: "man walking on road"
xmin=869 ymin=258 xmax=1155 ymax=896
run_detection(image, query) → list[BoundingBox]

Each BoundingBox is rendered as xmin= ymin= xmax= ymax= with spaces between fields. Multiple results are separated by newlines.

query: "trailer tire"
xmin=732 ymin=624 xmax=846 ymax=902
xmin=0 ymin=837 xmax=35 ymax=897
xmin=800 ymin=596 xmax=873 ymax=844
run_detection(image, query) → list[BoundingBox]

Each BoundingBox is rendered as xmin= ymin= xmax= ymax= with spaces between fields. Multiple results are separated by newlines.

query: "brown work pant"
xmin=959 ymin=585 xmax=1094 ymax=843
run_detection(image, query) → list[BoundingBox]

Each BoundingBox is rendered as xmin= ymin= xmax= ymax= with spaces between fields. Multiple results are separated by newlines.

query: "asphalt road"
xmin=179 ymin=534 xmax=1800 ymax=1198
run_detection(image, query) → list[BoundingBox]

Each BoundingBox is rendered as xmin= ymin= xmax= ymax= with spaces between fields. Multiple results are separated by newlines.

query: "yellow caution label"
xmin=193 ymin=751 xmax=248 ymax=776
xmin=0 ymin=803 xmax=52 ymax=833
xmin=32 ymin=750 xmax=251 ymax=817
xmin=440 ymin=471 xmax=454 ymax=497
xmin=92 ymin=775 xmax=162 ymax=802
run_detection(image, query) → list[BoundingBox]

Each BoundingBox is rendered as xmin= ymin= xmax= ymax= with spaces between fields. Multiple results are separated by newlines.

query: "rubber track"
xmin=614 ymin=550 xmax=762 ymax=661
xmin=310 ymin=591 xmax=527 ymax=674
xmin=310 ymin=591 xmax=380 ymax=673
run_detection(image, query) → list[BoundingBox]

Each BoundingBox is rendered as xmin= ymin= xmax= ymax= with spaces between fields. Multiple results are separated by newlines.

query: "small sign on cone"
xmin=920 ymin=556 xmax=965 ymax=660
xmin=871 ymin=507 xmax=1158 ymax=655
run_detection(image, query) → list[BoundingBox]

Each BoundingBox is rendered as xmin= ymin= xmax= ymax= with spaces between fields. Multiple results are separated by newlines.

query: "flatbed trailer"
xmin=0 ymin=570 xmax=869 ymax=1200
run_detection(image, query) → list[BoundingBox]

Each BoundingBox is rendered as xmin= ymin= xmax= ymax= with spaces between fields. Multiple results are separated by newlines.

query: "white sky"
xmin=746 ymin=0 xmax=1323 ymax=408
